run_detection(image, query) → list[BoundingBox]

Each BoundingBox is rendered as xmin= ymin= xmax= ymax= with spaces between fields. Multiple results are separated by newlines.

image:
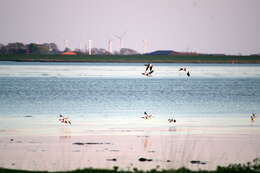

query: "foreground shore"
xmin=0 ymin=133 xmax=260 ymax=172
xmin=1 ymin=160 xmax=260 ymax=173
xmin=1 ymin=114 xmax=260 ymax=172
xmin=0 ymin=54 xmax=260 ymax=63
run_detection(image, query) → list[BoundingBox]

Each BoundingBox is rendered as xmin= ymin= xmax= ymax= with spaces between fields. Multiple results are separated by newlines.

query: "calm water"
xmin=1 ymin=62 xmax=260 ymax=171
xmin=0 ymin=62 xmax=260 ymax=135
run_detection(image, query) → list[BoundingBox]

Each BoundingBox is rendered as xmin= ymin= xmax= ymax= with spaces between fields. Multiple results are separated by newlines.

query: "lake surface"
xmin=0 ymin=62 xmax=260 ymax=136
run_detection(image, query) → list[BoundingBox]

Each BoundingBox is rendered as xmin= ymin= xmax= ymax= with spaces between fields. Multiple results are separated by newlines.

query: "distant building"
xmin=62 ymin=51 xmax=77 ymax=55
xmin=147 ymin=50 xmax=177 ymax=55
xmin=146 ymin=50 xmax=199 ymax=56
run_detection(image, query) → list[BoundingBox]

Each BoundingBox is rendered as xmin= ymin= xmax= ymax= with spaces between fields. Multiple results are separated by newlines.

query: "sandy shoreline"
xmin=1 ymin=115 xmax=260 ymax=171
xmin=0 ymin=133 xmax=260 ymax=171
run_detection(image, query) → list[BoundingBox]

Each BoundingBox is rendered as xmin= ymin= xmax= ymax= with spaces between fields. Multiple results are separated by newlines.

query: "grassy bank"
xmin=0 ymin=159 xmax=260 ymax=173
xmin=0 ymin=166 xmax=259 ymax=173
xmin=0 ymin=54 xmax=260 ymax=63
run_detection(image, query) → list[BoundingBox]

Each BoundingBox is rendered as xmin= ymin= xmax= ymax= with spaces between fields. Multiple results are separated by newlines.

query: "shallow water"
xmin=0 ymin=62 xmax=260 ymax=136
xmin=1 ymin=62 xmax=260 ymax=171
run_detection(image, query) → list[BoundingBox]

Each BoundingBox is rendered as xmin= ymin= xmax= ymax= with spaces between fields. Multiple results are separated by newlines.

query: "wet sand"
xmin=0 ymin=132 xmax=260 ymax=171
xmin=1 ymin=115 xmax=260 ymax=171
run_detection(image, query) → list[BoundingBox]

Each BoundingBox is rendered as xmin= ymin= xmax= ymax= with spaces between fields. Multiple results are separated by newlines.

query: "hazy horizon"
xmin=0 ymin=0 xmax=259 ymax=55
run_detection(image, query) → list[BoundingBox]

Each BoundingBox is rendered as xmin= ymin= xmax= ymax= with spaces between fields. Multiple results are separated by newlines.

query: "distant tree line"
xmin=0 ymin=42 xmax=60 ymax=55
xmin=0 ymin=42 xmax=140 ymax=55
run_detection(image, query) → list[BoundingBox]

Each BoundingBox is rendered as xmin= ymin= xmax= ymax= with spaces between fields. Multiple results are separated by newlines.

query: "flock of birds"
xmin=57 ymin=64 xmax=257 ymax=125
xmin=141 ymin=111 xmax=176 ymax=123
xmin=57 ymin=111 xmax=257 ymax=126
xmin=58 ymin=112 xmax=257 ymax=126
xmin=58 ymin=112 xmax=177 ymax=126
xmin=141 ymin=63 xmax=191 ymax=77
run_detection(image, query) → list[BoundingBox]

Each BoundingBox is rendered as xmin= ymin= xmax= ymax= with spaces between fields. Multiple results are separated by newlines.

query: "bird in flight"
xmin=141 ymin=112 xmax=153 ymax=119
xmin=168 ymin=118 xmax=176 ymax=123
xmin=142 ymin=64 xmax=154 ymax=77
xmin=179 ymin=67 xmax=191 ymax=77
xmin=58 ymin=114 xmax=72 ymax=125
xmin=179 ymin=67 xmax=187 ymax=72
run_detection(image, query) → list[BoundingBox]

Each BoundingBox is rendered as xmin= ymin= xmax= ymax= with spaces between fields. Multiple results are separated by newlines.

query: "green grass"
xmin=0 ymin=158 xmax=260 ymax=173
xmin=0 ymin=54 xmax=260 ymax=63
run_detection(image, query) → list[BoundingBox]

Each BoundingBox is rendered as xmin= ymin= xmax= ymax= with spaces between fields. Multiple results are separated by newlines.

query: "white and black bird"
xmin=179 ymin=67 xmax=191 ymax=77
xmin=250 ymin=113 xmax=257 ymax=122
xmin=142 ymin=64 xmax=154 ymax=76
xmin=58 ymin=114 xmax=72 ymax=125
xmin=187 ymin=71 xmax=191 ymax=77
xmin=179 ymin=67 xmax=186 ymax=72
xmin=168 ymin=118 xmax=176 ymax=123
xmin=141 ymin=112 xmax=153 ymax=119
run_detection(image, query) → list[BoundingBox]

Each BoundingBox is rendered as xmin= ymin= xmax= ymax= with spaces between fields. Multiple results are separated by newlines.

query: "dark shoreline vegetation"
xmin=0 ymin=158 xmax=260 ymax=173
xmin=0 ymin=54 xmax=260 ymax=63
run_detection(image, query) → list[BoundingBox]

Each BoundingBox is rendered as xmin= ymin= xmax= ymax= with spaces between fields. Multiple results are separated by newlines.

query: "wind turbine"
xmin=88 ymin=40 xmax=92 ymax=55
xmin=114 ymin=32 xmax=127 ymax=51
xmin=142 ymin=40 xmax=148 ymax=54
xmin=64 ymin=40 xmax=69 ymax=51
xmin=79 ymin=42 xmax=83 ymax=53
xmin=108 ymin=40 xmax=113 ymax=54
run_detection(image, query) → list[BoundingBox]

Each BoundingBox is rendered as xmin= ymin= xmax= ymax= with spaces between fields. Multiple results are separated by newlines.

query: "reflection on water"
xmin=59 ymin=135 xmax=71 ymax=141
xmin=143 ymin=136 xmax=150 ymax=150
xmin=168 ymin=125 xmax=177 ymax=132
xmin=59 ymin=126 xmax=71 ymax=142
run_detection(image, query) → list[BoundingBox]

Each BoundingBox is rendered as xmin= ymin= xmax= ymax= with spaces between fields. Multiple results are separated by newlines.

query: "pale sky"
xmin=0 ymin=0 xmax=259 ymax=55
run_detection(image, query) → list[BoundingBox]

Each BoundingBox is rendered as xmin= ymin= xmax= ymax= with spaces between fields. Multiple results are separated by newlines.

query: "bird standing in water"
xmin=250 ymin=113 xmax=257 ymax=122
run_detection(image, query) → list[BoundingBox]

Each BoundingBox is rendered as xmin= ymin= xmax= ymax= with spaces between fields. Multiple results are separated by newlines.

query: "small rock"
xmin=148 ymin=150 xmax=155 ymax=153
xmin=110 ymin=150 xmax=120 ymax=152
xmin=73 ymin=142 xmax=111 ymax=145
xmin=106 ymin=158 xmax=117 ymax=161
xmin=72 ymin=150 xmax=80 ymax=152
xmin=139 ymin=157 xmax=152 ymax=162
xmin=85 ymin=142 xmax=102 ymax=145
xmin=190 ymin=160 xmax=206 ymax=165
xmin=73 ymin=142 xmax=85 ymax=145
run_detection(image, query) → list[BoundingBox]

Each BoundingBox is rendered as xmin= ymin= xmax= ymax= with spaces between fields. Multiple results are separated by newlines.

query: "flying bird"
xmin=141 ymin=112 xmax=153 ymax=119
xmin=168 ymin=118 xmax=176 ymax=123
xmin=58 ymin=114 xmax=72 ymax=125
xmin=179 ymin=68 xmax=187 ymax=72
xmin=144 ymin=64 xmax=150 ymax=72
xmin=142 ymin=64 xmax=154 ymax=76
xmin=179 ymin=67 xmax=191 ymax=77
